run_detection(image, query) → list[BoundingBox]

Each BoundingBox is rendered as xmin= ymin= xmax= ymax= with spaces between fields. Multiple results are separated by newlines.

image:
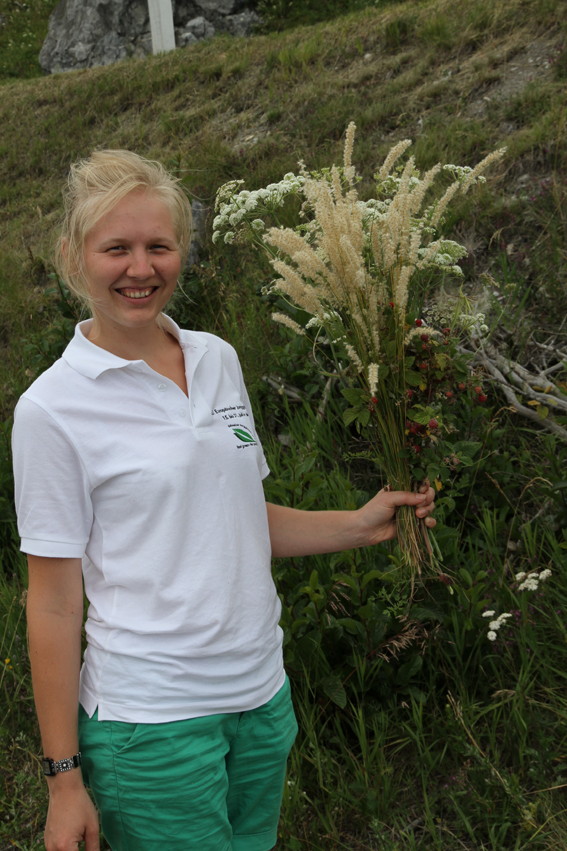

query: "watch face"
xmin=41 ymin=758 xmax=55 ymax=776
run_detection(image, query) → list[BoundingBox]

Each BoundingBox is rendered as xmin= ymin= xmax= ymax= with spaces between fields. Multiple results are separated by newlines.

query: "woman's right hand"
xmin=45 ymin=776 xmax=100 ymax=851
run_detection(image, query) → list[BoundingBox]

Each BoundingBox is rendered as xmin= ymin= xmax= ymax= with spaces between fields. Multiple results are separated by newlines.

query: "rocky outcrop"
xmin=39 ymin=0 xmax=261 ymax=75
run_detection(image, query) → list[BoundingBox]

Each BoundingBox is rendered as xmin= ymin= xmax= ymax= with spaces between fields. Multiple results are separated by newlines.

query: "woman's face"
xmin=83 ymin=190 xmax=182 ymax=339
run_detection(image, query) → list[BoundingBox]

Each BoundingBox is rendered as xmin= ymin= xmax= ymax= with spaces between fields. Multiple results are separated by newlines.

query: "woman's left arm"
xmin=266 ymin=483 xmax=436 ymax=559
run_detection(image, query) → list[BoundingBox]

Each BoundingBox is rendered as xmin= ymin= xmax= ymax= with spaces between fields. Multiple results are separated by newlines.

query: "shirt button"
xmin=158 ymin=383 xmax=167 ymax=391
xmin=179 ymin=409 xmax=186 ymax=417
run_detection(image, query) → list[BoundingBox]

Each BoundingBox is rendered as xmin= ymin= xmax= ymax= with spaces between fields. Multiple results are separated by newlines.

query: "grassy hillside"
xmin=1 ymin=0 xmax=566 ymax=392
xmin=1 ymin=1 xmax=567 ymax=848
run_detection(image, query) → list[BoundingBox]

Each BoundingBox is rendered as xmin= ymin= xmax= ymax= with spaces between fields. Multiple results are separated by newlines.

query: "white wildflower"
xmin=539 ymin=569 xmax=552 ymax=581
xmin=482 ymin=610 xmax=496 ymax=618
xmin=251 ymin=219 xmax=265 ymax=231
xmin=224 ymin=231 xmax=235 ymax=244
xmin=368 ymin=363 xmax=379 ymax=396
xmin=305 ymin=316 xmax=323 ymax=329
xmin=489 ymin=620 xmax=501 ymax=631
xmin=487 ymin=631 xmax=497 ymax=641
xmin=518 ymin=576 xmax=539 ymax=592
xmin=515 ymin=572 xmax=526 ymax=581
xmin=345 ymin=344 xmax=364 ymax=372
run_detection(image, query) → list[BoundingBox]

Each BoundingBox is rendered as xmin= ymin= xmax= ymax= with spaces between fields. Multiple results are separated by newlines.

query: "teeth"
xmin=120 ymin=288 xmax=154 ymax=299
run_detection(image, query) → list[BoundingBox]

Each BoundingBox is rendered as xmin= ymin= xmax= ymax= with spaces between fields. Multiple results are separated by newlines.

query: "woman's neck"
xmin=86 ymin=316 xmax=174 ymax=363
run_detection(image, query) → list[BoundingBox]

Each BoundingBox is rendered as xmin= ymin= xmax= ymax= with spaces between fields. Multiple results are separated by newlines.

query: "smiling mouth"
xmin=116 ymin=287 xmax=158 ymax=300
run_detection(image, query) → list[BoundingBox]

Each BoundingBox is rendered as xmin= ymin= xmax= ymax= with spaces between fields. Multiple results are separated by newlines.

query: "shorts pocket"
xmin=109 ymin=719 xmax=143 ymax=755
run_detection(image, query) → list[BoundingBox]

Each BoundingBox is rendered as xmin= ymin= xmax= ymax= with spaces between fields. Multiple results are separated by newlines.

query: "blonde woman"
xmin=12 ymin=151 xmax=436 ymax=851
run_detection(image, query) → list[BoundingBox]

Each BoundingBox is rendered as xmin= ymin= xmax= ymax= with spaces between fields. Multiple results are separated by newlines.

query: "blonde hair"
xmin=55 ymin=150 xmax=192 ymax=312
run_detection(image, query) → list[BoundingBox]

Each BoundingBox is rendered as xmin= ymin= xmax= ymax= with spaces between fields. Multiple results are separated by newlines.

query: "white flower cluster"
xmin=482 ymin=610 xmax=513 ymax=641
xmin=417 ymin=239 xmax=467 ymax=277
xmin=459 ymin=311 xmax=487 ymax=332
xmin=378 ymin=172 xmax=422 ymax=196
xmin=443 ymin=164 xmax=487 ymax=184
xmin=212 ymin=174 xmax=305 ymax=244
xmin=305 ymin=310 xmax=342 ymax=330
xmin=515 ymin=569 xmax=552 ymax=591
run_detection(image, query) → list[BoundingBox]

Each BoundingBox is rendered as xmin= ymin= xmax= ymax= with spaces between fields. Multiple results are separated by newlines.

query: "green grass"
xmin=0 ymin=0 xmax=58 ymax=81
xmin=0 ymin=0 xmax=567 ymax=847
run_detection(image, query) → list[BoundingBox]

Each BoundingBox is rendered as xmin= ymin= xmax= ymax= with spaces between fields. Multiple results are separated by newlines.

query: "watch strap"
xmin=41 ymin=753 xmax=82 ymax=776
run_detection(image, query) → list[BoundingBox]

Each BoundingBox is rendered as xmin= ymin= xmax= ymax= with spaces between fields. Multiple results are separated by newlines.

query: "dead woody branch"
xmin=463 ymin=337 xmax=567 ymax=442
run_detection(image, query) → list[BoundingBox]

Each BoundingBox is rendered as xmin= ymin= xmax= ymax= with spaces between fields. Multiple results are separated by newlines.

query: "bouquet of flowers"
xmin=213 ymin=124 xmax=505 ymax=576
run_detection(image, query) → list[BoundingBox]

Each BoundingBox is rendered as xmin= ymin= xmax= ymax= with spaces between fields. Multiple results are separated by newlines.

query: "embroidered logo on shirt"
xmin=230 ymin=425 xmax=257 ymax=445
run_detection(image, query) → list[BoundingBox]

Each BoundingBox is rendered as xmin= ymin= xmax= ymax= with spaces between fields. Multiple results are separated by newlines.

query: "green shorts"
xmin=78 ymin=678 xmax=297 ymax=851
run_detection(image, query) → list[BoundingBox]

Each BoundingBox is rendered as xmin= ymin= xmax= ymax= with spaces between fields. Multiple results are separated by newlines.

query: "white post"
xmin=148 ymin=0 xmax=176 ymax=54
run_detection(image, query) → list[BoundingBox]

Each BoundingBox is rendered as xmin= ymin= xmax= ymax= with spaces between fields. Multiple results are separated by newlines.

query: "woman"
xmin=12 ymin=150 xmax=436 ymax=851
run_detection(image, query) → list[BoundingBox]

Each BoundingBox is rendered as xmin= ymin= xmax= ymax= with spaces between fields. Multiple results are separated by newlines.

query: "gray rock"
xmin=225 ymin=9 xmax=260 ymax=37
xmin=181 ymin=16 xmax=215 ymax=41
xmin=197 ymin=0 xmax=245 ymax=15
xmin=39 ymin=0 xmax=150 ymax=73
xmin=39 ymin=0 xmax=260 ymax=74
xmin=173 ymin=1 xmax=201 ymax=26
xmin=178 ymin=31 xmax=199 ymax=48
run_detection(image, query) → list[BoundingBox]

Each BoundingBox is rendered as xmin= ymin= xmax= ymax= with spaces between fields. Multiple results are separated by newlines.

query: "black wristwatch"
xmin=41 ymin=753 xmax=82 ymax=776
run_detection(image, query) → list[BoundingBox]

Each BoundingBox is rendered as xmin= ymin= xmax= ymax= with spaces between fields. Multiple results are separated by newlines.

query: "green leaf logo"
xmin=231 ymin=427 xmax=256 ymax=443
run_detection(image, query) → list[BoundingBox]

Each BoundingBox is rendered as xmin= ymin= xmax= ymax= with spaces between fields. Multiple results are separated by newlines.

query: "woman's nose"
xmin=127 ymin=249 xmax=154 ymax=279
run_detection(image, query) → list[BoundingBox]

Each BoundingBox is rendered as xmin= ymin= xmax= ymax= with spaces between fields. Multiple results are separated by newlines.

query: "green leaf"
xmin=396 ymin=655 xmax=422 ymax=685
xmin=343 ymin=408 xmax=359 ymax=426
xmin=459 ymin=567 xmax=473 ymax=587
xmin=452 ymin=440 xmax=482 ymax=458
xmin=358 ymin=602 xmax=375 ymax=620
xmin=409 ymin=606 xmax=442 ymax=622
xmin=404 ymin=685 xmax=427 ymax=703
xmin=407 ymin=406 xmax=436 ymax=425
xmin=341 ymin=387 xmax=366 ymax=405
xmin=321 ymin=675 xmax=347 ymax=709
xmin=537 ymin=405 xmax=549 ymax=420
xmin=361 ymin=569 xmax=385 ymax=589
xmin=384 ymin=340 xmax=397 ymax=360
xmin=404 ymin=356 xmax=416 ymax=369
xmin=405 ymin=371 xmax=423 ymax=387
xmin=338 ymin=618 xmax=364 ymax=636
xmin=358 ymin=408 xmax=371 ymax=427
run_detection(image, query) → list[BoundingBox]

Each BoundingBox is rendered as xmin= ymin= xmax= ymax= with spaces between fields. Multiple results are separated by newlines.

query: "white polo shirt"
xmin=12 ymin=317 xmax=285 ymax=723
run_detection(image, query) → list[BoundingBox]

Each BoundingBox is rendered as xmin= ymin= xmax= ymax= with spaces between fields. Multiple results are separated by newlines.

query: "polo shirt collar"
xmin=62 ymin=316 xmax=208 ymax=380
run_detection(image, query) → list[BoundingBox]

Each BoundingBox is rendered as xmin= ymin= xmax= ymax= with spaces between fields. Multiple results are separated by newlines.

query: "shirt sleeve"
xmin=12 ymin=396 xmax=93 ymax=558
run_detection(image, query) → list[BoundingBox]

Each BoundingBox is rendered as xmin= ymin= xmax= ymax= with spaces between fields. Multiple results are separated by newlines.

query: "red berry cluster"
xmin=405 ymin=416 xmax=438 ymax=454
